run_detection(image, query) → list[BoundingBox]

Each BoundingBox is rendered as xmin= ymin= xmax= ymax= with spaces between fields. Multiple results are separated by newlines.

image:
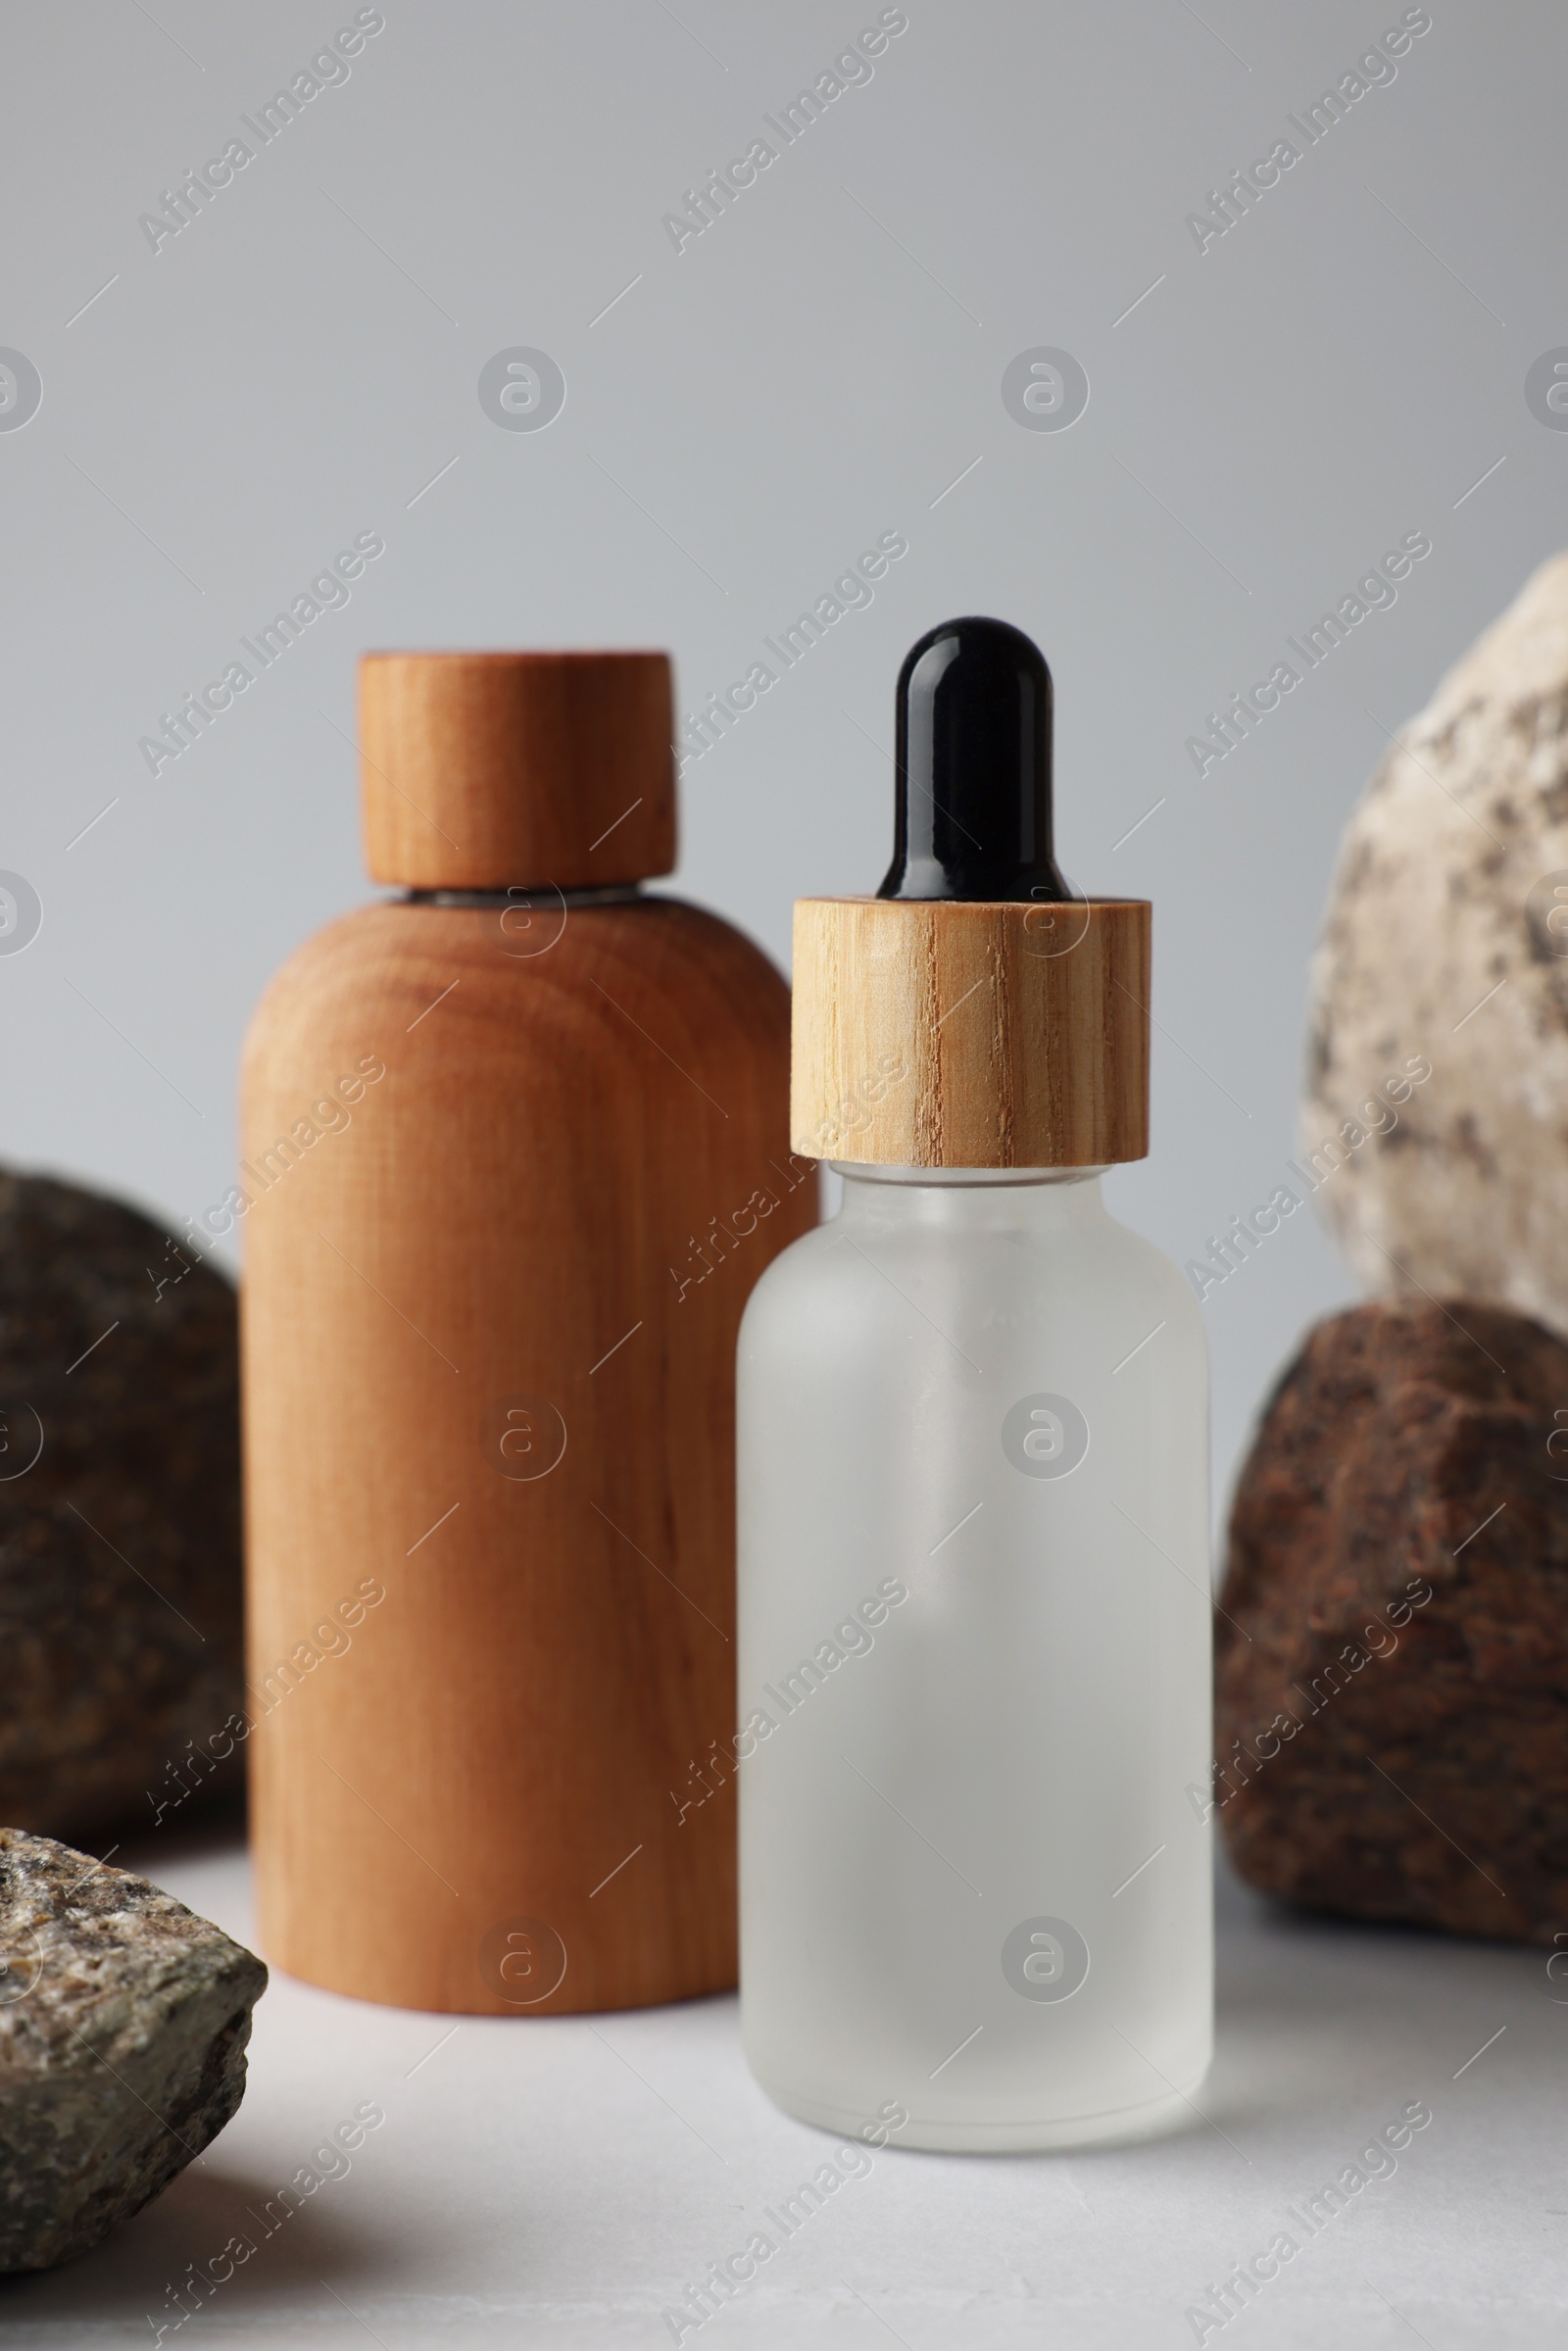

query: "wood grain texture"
xmin=240 ymin=897 xmax=811 ymax=2013
xmin=360 ymin=653 xmax=676 ymax=889
xmin=791 ymin=896 xmax=1151 ymax=1167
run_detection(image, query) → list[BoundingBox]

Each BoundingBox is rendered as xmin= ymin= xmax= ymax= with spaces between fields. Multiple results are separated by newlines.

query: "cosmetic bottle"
xmin=737 ymin=617 xmax=1211 ymax=2149
xmin=241 ymin=651 xmax=812 ymax=2013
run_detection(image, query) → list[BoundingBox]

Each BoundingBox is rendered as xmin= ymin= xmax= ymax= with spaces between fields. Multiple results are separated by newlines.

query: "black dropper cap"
xmin=877 ymin=616 xmax=1068 ymax=903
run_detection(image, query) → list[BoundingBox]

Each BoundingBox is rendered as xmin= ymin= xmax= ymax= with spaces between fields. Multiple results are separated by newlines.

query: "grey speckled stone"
xmin=1304 ymin=553 xmax=1568 ymax=1334
xmin=0 ymin=1171 xmax=244 ymax=1838
xmin=0 ymin=1828 xmax=266 ymax=2271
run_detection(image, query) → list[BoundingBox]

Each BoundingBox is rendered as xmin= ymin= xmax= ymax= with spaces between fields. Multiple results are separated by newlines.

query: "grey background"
xmin=2 ymin=0 xmax=1560 ymax=1513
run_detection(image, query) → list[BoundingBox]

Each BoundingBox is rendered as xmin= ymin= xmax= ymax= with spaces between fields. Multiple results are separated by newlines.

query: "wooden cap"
xmin=791 ymin=896 xmax=1151 ymax=1167
xmin=359 ymin=652 xmax=676 ymax=889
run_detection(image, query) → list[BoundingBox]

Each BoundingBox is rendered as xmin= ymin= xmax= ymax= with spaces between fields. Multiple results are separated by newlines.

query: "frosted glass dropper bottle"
xmin=737 ymin=616 xmax=1212 ymax=2152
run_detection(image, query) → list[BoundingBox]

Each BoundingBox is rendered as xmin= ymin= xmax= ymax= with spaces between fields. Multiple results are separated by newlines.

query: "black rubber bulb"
xmin=877 ymin=615 xmax=1068 ymax=903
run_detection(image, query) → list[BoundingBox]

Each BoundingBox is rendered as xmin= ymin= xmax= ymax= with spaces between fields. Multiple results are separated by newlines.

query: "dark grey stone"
xmin=0 ymin=1172 xmax=244 ymax=1837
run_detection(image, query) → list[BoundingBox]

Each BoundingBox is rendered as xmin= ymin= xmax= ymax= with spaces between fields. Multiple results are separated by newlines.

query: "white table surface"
xmin=3 ymin=1823 xmax=1559 ymax=2348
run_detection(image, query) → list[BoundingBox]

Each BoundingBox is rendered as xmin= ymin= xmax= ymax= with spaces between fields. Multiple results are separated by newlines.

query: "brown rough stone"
xmin=0 ymin=1173 xmax=243 ymax=1838
xmin=1217 ymin=1298 xmax=1568 ymax=1943
xmin=0 ymin=1829 xmax=266 ymax=2271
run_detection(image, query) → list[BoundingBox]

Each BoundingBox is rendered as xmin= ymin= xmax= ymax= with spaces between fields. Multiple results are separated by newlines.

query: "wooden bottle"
xmin=240 ymin=652 xmax=813 ymax=2014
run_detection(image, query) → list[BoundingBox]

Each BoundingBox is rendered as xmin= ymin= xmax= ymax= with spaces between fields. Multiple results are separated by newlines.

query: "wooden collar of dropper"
xmin=789 ymin=616 xmax=1151 ymax=1169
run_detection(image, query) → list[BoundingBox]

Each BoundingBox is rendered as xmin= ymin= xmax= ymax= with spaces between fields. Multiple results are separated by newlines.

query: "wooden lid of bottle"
xmin=790 ymin=895 xmax=1151 ymax=1167
xmin=359 ymin=652 xmax=676 ymax=889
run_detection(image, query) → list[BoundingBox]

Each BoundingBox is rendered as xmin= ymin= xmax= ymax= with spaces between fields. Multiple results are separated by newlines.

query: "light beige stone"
xmin=1303 ymin=553 xmax=1568 ymax=1335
